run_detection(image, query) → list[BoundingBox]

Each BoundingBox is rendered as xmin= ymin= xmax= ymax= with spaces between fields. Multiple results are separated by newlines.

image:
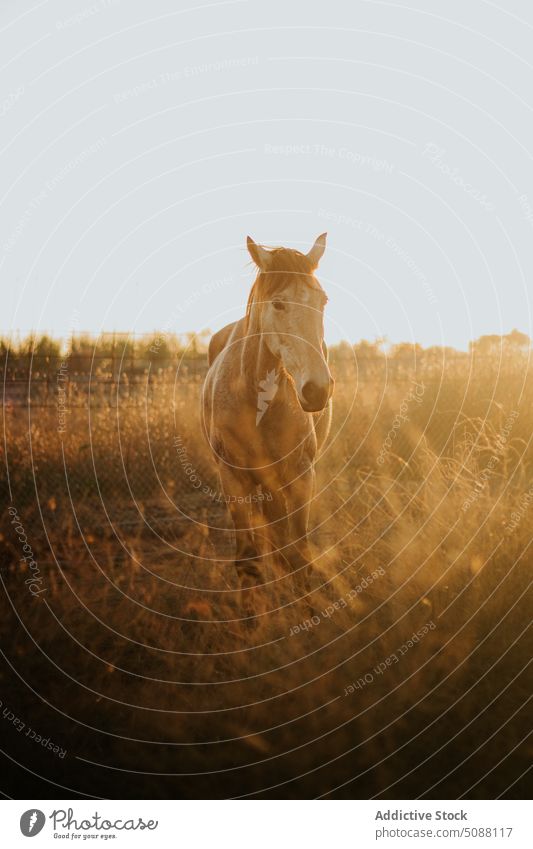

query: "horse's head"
xmin=246 ymin=233 xmax=334 ymax=413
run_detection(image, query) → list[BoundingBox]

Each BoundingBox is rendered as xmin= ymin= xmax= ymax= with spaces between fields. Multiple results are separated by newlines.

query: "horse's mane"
xmin=245 ymin=248 xmax=321 ymax=321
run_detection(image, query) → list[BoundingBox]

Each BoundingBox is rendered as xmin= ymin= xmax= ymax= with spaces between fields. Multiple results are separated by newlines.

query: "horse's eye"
xmin=272 ymin=300 xmax=285 ymax=311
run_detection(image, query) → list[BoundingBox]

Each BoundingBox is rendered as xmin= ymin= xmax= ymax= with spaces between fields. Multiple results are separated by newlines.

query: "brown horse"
xmin=201 ymin=234 xmax=334 ymax=623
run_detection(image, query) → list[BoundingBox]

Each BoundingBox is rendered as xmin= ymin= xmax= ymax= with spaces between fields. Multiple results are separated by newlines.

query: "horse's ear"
xmin=247 ymin=236 xmax=270 ymax=270
xmin=307 ymin=232 xmax=327 ymax=268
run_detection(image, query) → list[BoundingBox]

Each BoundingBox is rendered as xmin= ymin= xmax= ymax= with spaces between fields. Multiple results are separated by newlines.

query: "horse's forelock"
xmin=267 ymin=248 xmax=314 ymax=275
xmin=245 ymin=248 xmax=321 ymax=322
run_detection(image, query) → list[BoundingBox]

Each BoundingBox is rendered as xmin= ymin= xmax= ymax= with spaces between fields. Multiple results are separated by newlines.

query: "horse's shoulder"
xmin=207 ymin=321 xmax=240 ymax=366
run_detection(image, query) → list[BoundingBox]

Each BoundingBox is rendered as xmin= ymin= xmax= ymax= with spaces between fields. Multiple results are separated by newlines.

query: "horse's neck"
xmin=241 ymin=328 xmax=280 ymax=388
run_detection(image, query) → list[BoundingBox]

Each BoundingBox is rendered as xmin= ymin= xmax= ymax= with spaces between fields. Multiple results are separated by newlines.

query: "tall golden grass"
xmin=0 ymin=350 xmax=531 ymax=798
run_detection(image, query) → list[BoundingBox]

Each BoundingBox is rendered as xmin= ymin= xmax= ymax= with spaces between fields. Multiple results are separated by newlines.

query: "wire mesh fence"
xmin=3 ymin=332 xmax=524 ymax=408
xmin=3 ymin=334 xmax=533 ymax=523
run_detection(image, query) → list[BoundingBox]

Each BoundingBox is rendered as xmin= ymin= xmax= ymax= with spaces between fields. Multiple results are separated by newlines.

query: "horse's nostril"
xmin=302 ymin=380 xmax=328 ymax=409
xmin=301 ymin=381 xmax=315 ymax=403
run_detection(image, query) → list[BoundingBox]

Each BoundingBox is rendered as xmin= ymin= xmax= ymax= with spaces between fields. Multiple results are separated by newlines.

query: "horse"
xmin=201 ymin=234 xmax=334 ymax=623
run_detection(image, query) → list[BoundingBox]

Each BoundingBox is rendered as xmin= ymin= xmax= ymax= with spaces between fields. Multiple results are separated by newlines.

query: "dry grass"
xmin=0 ymin=362 xmax=531 ymax=799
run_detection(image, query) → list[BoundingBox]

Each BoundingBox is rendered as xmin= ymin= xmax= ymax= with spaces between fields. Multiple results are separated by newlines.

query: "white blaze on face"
xmin=271 ymin=286 xmax=332 ymax=412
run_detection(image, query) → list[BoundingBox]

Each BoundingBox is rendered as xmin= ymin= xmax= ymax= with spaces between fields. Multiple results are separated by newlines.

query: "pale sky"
xmin=2 ymin=0 xmax=533 ymax=349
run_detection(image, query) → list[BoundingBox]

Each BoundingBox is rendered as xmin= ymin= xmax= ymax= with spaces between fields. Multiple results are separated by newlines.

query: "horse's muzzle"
xmin=299 ymin=378 xmax=333 ymax=412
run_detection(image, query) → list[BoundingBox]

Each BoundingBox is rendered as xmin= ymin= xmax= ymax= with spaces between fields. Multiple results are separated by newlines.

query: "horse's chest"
xmin=260 ymin=411 xmax=316 ymax=464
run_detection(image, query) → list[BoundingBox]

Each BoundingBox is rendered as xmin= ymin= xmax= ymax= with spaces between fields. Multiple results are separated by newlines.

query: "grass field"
xmin=1 ymin=347 xmax=531 ymax=798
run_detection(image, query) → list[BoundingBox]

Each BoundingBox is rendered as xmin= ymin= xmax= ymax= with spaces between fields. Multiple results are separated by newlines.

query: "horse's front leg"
xmin=263 ymin=472 xmax=315 ymax=604
xmin=285 ymin=467 xmax=317 ymax=598
xmin=218 ymin=466 xmax=264 ymax=628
